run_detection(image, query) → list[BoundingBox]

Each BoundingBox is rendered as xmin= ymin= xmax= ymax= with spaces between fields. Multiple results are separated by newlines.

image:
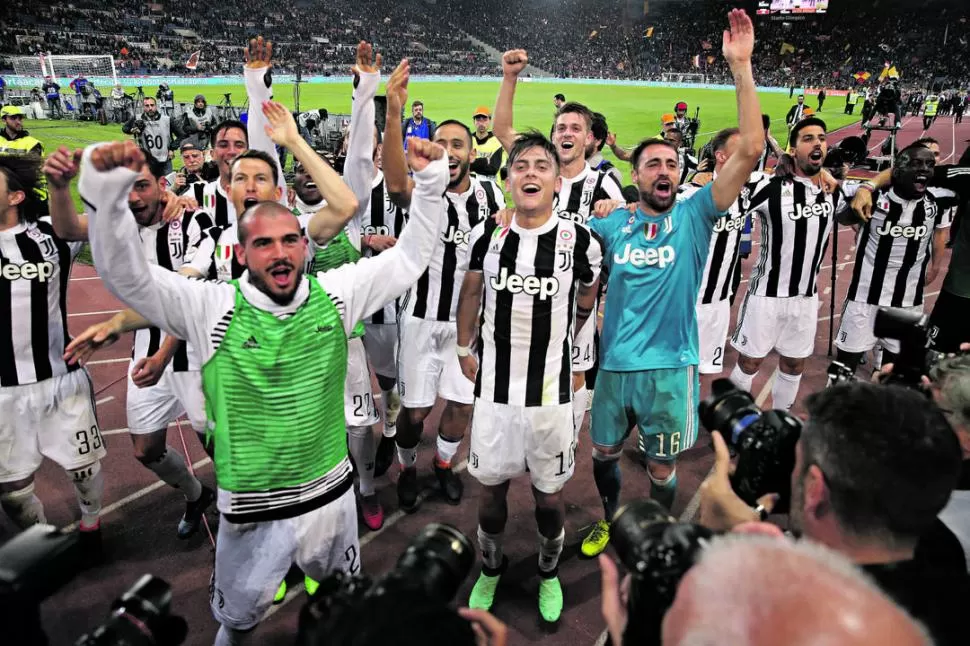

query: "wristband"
xmin=456 ymin=345 xmax=472 ymax=358
xmin=858 ymin=181 xmax=877 ymax=193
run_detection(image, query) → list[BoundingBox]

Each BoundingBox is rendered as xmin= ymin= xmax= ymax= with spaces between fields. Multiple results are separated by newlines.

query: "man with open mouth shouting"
xmin=580 ymin=9 xmax=766 ymax=557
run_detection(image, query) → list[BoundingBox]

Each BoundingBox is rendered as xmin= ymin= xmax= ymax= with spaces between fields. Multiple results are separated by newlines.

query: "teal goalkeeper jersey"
xmin=589 ymin=184 xmax=727 ymax=372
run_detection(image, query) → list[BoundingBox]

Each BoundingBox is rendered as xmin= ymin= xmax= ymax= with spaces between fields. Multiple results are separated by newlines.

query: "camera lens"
xmin=699 ymin=378 xmax=762 ymax=445
xmin=390 ymin=523 xmax=474 ymax=604
xmin=611 ymin=500 xmax=675 ymax=575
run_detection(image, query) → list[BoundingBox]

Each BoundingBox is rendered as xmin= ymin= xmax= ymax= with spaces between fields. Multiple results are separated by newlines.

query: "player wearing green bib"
xmin=80 ymin=137 xmax=449 ymax=646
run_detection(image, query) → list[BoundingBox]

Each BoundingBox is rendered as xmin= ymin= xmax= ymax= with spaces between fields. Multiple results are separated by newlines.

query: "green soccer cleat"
xmin=538 ymin=576 xmax=564 ymax=622
xmin=273 ymin=580 xmax=287 ymax=605
xmin=581 ymin=520 xmax=611 ymax=557
xmin=304 ymin=575 xmax=320 ymax=596
xmin=468 ymin=570 xmax=502 ymax=611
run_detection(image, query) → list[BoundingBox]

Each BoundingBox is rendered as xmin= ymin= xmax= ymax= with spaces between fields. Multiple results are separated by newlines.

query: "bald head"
xmin=237 ymin=201 xmax=299 ymax=244
xmin=662 ymin=536 xmax=930 ymax=646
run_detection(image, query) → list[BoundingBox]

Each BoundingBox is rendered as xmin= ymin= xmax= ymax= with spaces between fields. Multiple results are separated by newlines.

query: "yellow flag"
xmin=779 ymin=42 xmax=795 ymax=55
xmin=644 ymin=26 xmax=654 ymax=38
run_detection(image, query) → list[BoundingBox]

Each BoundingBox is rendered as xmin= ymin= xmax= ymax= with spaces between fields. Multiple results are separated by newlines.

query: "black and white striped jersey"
xmin=133 ymin=210 xmax=212 ymax=372
xmin=678 ymin=149 xmax=699 ymax=185
xmin=678 ymin=172 xmax=764 ymax=304
xmin=0 ymin=218 xmax=82 ymax=387
xmin=403 ymin=177 xmax=504 ymax=322
xmin=554 ymin=164 xmax=624 ymax=225
xmin=464 ymin=215 xmax=603 ymax=407
xmin=745 ymin=175 xmax=848 ymax=297
xmin=362 ymin=171 xmax=408 ymax=325
xmin=846 ymin=187 xmax=956 ymax=307
xmin=193 ymin=180 xmax=234 ymax=229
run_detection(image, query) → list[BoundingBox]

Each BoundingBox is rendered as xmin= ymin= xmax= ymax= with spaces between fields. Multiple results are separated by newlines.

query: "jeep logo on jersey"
xmin=555 ymin=209 xmax=589 ymax=225
xmin=362 ymin=225 xmax=390 ymax=236
xmin=876 ymin=222 xmax=929 ymax=239
xmin=788 ymin=201 xmax=834 ymax=221
xmin=613 ymin=243 xmax=676 ymax=268
xmin=0 ymin=259 xmax=55 ymax=282
xmin=441 ymin=226 xmax=471 ymax=246
xmin=490 ymin=267 xmax=560 ymax=300
xmin=713 ymin=214 xmax=747 ymax=233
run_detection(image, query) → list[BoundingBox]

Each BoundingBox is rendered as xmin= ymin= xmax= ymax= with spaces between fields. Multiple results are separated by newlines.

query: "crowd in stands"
xmin=1 ymin=0 xmax=968 ymax=88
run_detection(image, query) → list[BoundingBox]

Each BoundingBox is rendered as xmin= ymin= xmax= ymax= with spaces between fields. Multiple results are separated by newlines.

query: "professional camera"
xmin=610 ymin=500 xmax=713 ymax=646
xmin=76 ymin=575 xmax=187 ymax=645
xmin=699 ymin=379 xmax=802 ymax=512
xmin=0 ymin=524 xmax=185 ymax=646
xmin=295 ymin=523 xmax=474 ymax=646
xmin=133 ymin=119 xmax=146 ymax=132
xmin=872 ymin=307 xmax=947 ymax=387
xmin=826 ymin=360 xmax=857 ymax=386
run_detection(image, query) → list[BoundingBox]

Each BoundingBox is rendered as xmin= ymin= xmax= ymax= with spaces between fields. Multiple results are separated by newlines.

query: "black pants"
xmin=929 ymin=289 xmax=970 ymax=352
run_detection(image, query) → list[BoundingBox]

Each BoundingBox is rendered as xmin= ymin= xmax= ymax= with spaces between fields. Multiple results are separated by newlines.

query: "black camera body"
xmin=296 ymin=523 xmax=473 ymax=646
xmin=873 ymin=307 xmax=944 ymax=387
xmin=699 ymin=379 xmax=802 ymax=512
xmin=611 ymin=500 xmax=713 ymax=646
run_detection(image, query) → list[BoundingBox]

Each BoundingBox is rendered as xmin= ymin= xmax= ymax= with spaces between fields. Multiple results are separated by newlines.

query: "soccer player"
xmin=80 ymin=136 xmax=448 ymax=646
xmin=835 ymin=144 xmax=955 ymax=372
xmin=191 ymin=119 xmax=248 ymax=227
xmin=587 ymin=112 xmax=624 ymax=185
xmin=580 ymin=8 xmax=764 ymax=557
xmin=494 ymin=53 xmax=624 ymax=435
xmin=0 ymin=153 xmax=106 ymax=545
xmin=385 ymin=60 xmax=505 ymax=511
xmin=728 ymin=116 xmax=853 ymax=410
xmin=457 ymin=131 xmax=603 ymax=622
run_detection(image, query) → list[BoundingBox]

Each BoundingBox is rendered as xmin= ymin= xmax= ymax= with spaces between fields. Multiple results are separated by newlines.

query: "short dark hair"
xmin=508 ymin=130 xmax=559 ymax=172
xmin=802 ymin=382 xmax=961 ymax=543
xmin=412 ymin=100 xmax=423 ymax=108
xmin=914 ymin=136 xmax=939 ymax=147
xmin=231 ymin=149 xmax=279 ymax=186
xmin=761 ymin=113 xmax=771 ymax=130
xmin=897 ymin=142 xmax=934 ymax=164
xmin=554 ymin=102 xmax=593 ymax=131
xmin=630 ymin=138 xmax=679 ymax=168
xmin=433 ymin=119 xmax=473 ymax=147
xmin=711 ymin=127 xmax=741 ymax=155
xmin=211 ymin=119 xmax=248 ymax=148
xmin=591 ymin=112 xmax=609 ymax=150
xmin=788 ymin=116 xmax=827 ymax=147
xmin=0 ymin=153 xmax=44 ymax=223
xmin=138 ymin=148 xmax=167 ymax=179
xmin=554 ymin=93 xmax=566 ymax=101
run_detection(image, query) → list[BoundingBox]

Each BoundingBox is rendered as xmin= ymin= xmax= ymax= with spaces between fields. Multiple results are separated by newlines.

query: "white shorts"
xmin=835 ymin=300 xmax=919 ymax=354
xmin=127 ymin=368 xmax=206 ymax=434
xmin=572 ymin=316 xmax=596 ymax=372
xmin=731 ymin=293 xmax=818 ymax=359
xmin=0 ymin=370 xmax=105 ymax=482
xmin=468 ymin=398 xmax=574 ymax=494
xmin=210 ymin=487 xmax=359 ymax=631
xmin=697 ymin=299 xmax=731 ymax=374
xmin=362 ymin=322 xmax=398 ymax=380
xmin=397 ymin=314 xmax=474 ymax=408
xmin=345 ymin=337 xmax=380 ymax=427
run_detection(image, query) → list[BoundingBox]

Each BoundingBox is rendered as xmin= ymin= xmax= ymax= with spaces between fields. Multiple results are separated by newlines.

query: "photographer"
xmin=180 ymin=94 xmax=218 ymax=150
xmin=123 ymin=97 xmax=179 ymax=174
xmin=599 ymin=534 xmax=932 ymax=646
xmin=699 ymin=381 xmax=968 ymax=646
xmin=164 ymin=141 xmax=218 ymax=195
xmin=931 ymin=351 xmax=970 ymax=570
xmin=156 ymin=82 xmax=175 ymax=117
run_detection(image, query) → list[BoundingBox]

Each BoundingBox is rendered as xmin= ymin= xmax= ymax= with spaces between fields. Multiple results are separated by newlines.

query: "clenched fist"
xmin=502 ymin=50 xmax=529 ymax=78
xmin=43 ymin=146 xmax=83 ymax=189
xmin=406 ymin=138 xmax=445 ymax=173
xmin=90 ymin=141 xmax=146 ymax=173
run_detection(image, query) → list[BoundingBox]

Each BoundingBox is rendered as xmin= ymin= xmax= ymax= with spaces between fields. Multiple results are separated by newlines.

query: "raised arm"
xmin=494 ymin=50 xmax=527 ymax=153
xmin=80 ymin=141 xmax=231 ymax=352
xmin=320 ymin=139 xmax=449 ymax=334
xmin=261 ymin=100 xmax=359 ymax=244
xmin=383 ymin=59 xmax=415 ymax=209
xmin=336 ymin=41 xmax=383 ymax=247
xmin=456 ymin=270 xmax=485 ymax=383
xmin=42 ymin=146 xmax=88 ymax=240
xmin=711 ymin=10 xmax=764 ymax=212
xmin=243 ymin=36 xmax=286 ymax=196
xmin=606 ymin=132 xmax=634 ymax=163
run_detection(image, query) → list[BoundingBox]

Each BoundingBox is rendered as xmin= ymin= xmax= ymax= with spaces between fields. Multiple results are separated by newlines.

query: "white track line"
xmin=68 ymin=309 xmax=120 ymax=318
xmin=85 ymin=357 xmax=129 ymax=366
xmin=262 ymin=460 xmax=470 ymax=619
xmin=941 ymin=117 xmax=957 ymax=164
xmin=95 ymin=395 xmax=114 ymax=406
xmin=69 ymin=276 xmax=102 ymax=282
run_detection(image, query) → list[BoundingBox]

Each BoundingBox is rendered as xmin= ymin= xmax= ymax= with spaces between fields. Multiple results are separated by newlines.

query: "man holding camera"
xmin=835 ymin=143 xmax=956 ymax=372
xmin=579 ymin=9 xmax=765 ymax=558
xmin=164 ymin=141 xmax=218 ymax=196
xmin=699 ymin=381 xmax=968 ymax=646
xmin=123 ymin=97 xmax=178 ymax=175
xmin=180 ymin=94 xmax=218 ymax=151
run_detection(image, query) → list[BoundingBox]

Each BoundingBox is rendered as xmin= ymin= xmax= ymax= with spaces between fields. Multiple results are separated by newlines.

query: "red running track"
xmin=5 ymin=114 xmax=968 ymax=646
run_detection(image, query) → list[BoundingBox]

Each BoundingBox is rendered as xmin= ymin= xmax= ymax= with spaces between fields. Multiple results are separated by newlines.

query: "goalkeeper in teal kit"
xmin=580 ymin=9 xmax=765 ymax=557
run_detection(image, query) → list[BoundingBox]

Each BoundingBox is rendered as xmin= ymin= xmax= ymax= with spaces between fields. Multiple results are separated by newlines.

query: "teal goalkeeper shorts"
xmin=590 ymin=366 xmax=700 ymax=462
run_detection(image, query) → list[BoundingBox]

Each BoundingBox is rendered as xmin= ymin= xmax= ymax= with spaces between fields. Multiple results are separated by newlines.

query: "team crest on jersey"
xmin=169 ymin=218 xmax=181 ymax=231
xmin=26 ymin=227 xmax=45 ymax=242
xmin=217 ymin=244 xmax=232 ymax=260
xmin=556 ymin=227 xmax=575 ymax=252
xmin=643 ymin=217 xmax=672 ymax=241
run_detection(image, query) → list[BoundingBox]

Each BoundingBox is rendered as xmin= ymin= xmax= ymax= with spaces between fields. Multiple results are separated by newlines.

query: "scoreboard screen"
xmin=756 ymin=0 xmax=829 ymax=15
